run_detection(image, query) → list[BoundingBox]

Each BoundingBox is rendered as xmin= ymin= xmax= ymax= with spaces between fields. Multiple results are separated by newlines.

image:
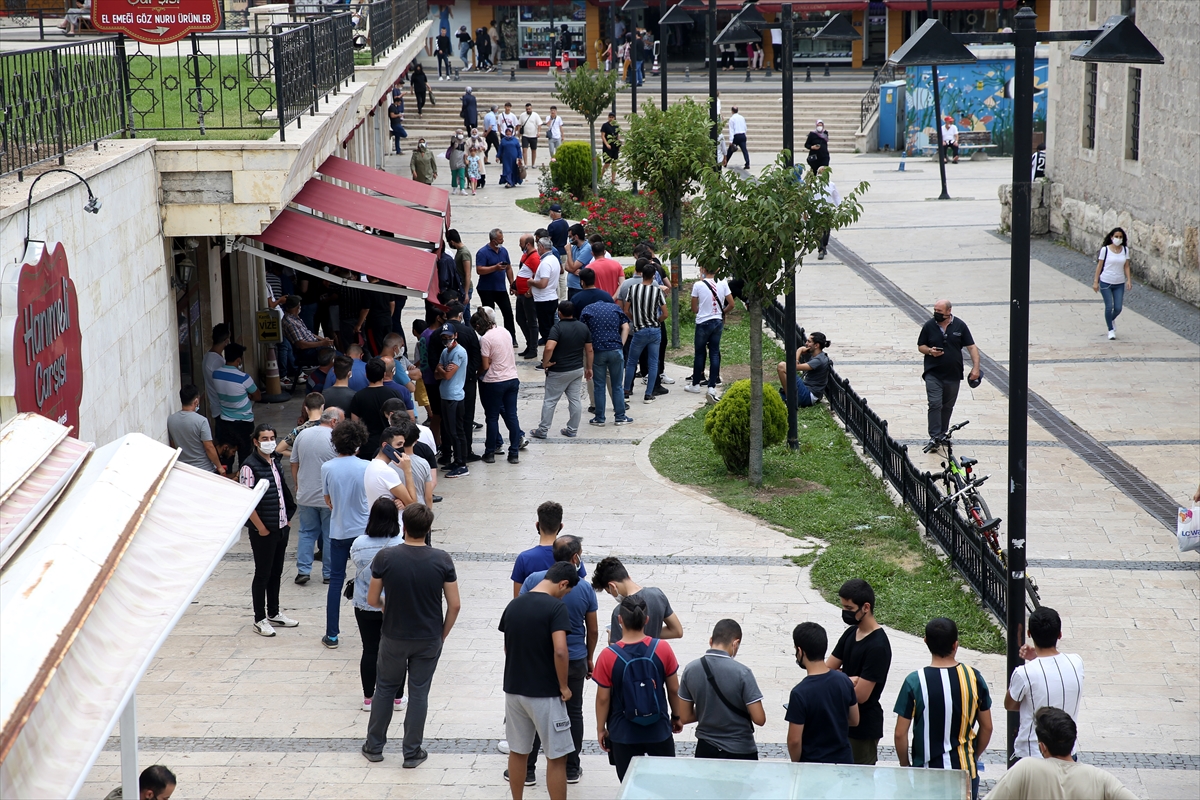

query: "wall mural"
xmin=904 ymin=58 xmax=1048 ymax=157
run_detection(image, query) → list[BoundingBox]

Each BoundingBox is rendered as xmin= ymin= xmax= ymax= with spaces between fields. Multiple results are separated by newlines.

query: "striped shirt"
xmin=626 ymin=282 xmax=664 ymax=331
xmin=1008 ymin=653 xmax=1084 ymax=758
xmin=894 ymin=664 xmax=992 ymax=779
xmin=211 ymin=365 xmax=258 ymax=422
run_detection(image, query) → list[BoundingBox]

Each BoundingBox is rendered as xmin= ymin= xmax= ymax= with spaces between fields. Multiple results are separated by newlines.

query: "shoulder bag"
xmin=699 ymin=656 xmax=752 ymax=720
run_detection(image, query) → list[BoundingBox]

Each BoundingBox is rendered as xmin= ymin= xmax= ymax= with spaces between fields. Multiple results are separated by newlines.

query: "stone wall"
xmin=0 ymin=143 xmax=177 ymax=445
xmin=1044 ymin=0 xmax=1200 ymax=306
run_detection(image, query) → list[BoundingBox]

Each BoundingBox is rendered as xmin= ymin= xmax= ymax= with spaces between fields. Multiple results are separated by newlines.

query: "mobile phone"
xmin=381 ymin=443 xmax=400 ymax=463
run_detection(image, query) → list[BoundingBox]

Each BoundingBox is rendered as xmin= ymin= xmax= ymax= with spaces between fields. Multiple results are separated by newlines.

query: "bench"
xmin=922 ymin=130 xmax=998 ymax=161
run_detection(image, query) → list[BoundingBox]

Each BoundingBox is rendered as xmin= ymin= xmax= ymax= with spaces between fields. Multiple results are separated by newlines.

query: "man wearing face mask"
xmin=677 ymin=619 xmax=767 ymax=761
xmin=917 ymin=299 xmax=980 ymax=449
xmin=826 ymin=578 xmax=891 ymax=765
xmin=785 ymin=622 xmax=858 ymax=764
xmin=591 ymin=556 xmax=684 ymax=645
xmin=517 ymin=535 xmax=597 ymax=786
xmin=410 ymin=139 xmax=438 ymax=185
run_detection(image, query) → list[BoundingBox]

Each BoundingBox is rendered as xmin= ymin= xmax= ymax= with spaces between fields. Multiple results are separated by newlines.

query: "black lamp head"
xmin=676 ymin=0 xmax=706 ymax=8
xmin=714 ymin=19 xmax=761 ymax=46
xmin=812 ymin=12 xmax=861 ymax=42
xmin=1070 ymin=14 xmax=1164 ymax=64
xmin=733 ymin=3 xmax=768 ymax=29
xmin=887 ymin=18 xmax=977 ymax=67
xmin=621 ymin=0 xmax=648 ymax=11
xmin=659 ymin=3 xmax=696 ymax=26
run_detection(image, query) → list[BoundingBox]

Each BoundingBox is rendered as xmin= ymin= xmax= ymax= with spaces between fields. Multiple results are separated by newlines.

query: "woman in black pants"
xmin=350 ymin=497 xmax=405 ymax=712
xmin=239 ymin=423 xmax=298 ymax=638
xmin=804 ymin=119 xmax=831 ymax=174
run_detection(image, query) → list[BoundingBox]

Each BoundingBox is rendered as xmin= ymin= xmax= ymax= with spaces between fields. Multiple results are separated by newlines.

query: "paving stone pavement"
xmin=78 ymin=152 xmax=1199 ymax=799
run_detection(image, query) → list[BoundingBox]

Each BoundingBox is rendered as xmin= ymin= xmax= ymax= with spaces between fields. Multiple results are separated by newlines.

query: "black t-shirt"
xmin=916 ymin=317 xmax=975 ymax=381
xmin=450 ymin=319 xmax=482 ymax=379
xmin=365 ymin=287 xmax=393 ymax=323
xmin=571 ymin=288 xmax=614 ymax=316
xmin=498 ymin=591 xmax=571 ymax=697
xmin=784 ymin=671 xmax=857 ymax=763
xmin=350 ymin=385 xmax=403 ymax=459
xmin=371 ymin=544 xmax=457 ymax=640
xmin=299 ymin=275 xmax=324 ymax=305
xmin=322 ymin=385 xmax=356 ymax=415
xmin=601 ymin=121 xmax=619 ymax=153
xmin=831 ymin=626 xmax=892 ymax=741
xmin=546 ymin=319 xmax=591 ymax=373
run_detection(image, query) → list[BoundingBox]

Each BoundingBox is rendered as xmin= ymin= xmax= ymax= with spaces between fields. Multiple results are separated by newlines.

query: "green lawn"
xmin=125 ymin=54 xmax=278 ymax=140
xmin=649 ymin=311 xmax=1005 ymax=654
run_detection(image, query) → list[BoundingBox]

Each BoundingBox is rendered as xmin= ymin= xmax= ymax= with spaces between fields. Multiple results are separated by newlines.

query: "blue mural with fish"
xmin=904 ymin=58 xmax=1049 ymax=156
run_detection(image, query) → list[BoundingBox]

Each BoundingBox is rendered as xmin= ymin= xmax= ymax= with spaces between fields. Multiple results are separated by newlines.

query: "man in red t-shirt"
xmin=587 ymin=237 xmax=626 ymax=298
xmin=515 ymin=233 xmax=541 ymax=359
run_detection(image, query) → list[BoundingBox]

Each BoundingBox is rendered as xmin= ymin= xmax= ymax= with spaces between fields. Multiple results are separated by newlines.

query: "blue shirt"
xmin=321 ymin=455 xmax=370 ymax=540
xmin=476 ymin=244 xmax=511 ymax=292
xmin=571 ymin=287 xmax=613 ymax=317
xmin=548 ymin=218 xmax=570 ymax=254
xmin=510 ymin=544 xmax=588 ymax=584
xmin=383 ymin=380 xmax=415 ymax=410
xmin=580 ymin=301 xmax=629 ymax=352
xmin=439 ymin=344 xmax=469 ymax=400
xmin=566 ymin=241 xmax=593 ymax=290
xmin=521 ymin=568 xmax=599 ymax=661
xmin=484 ymin=110 xmax=498 ymax=133
xmin=322 ymin=358 xmax=368 ymax=392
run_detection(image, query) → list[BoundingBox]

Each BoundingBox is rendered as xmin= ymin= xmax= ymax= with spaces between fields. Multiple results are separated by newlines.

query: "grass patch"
xmin=516 ymin=197 xmax=541 ymax=215
xmin=665 ymin=297 xmax=785 ymax=384
xmin=648 ymin=404 xmax=1004 ymax=654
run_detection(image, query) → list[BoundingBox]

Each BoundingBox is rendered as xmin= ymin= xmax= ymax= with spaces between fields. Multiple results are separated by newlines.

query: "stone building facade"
xmin=1044 ymin=0 xmax=1199 ymax=305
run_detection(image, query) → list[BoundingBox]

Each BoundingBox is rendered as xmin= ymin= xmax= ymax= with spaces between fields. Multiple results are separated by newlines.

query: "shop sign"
xmin=1 ymin=243 xmax=84 ymax=431
xmin=256 ymin=310 xmax=281 ymax=343
xmin=91 ymin=0 xmax=222 ymax=45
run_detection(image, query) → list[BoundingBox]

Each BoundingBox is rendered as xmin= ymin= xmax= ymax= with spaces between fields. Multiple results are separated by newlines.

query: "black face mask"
xmin=933 ymin=311 xmax=948 ymax=323
xmin=842 ymin=607 xmax=861 ymax=627
xmin=796 ymin=656 xmax=805 ymax=669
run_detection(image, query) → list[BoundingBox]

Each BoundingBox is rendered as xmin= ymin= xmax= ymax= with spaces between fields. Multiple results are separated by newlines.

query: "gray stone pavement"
xmin=77 ymin=152 xmax=1200 ymax=798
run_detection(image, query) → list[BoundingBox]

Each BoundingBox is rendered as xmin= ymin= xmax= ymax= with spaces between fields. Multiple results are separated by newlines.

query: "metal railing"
xmin=365 ymin=0 xmax=428 ymax=65
xmin=764 ymin=299 xmax=1007 ymax=621
xmin=1 ymin=36 xmax=127 ymax=179
xmin=860 ymin=63 xmax=896 ymax=132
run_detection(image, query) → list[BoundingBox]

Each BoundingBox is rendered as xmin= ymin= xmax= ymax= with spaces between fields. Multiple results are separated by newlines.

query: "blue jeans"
xmin=326 ymin=536 xmax=354 ymax=639
xmin=624 ymin=327 xmax=660 ymax=399
xmin=391 ymin=125 xmax=407 ymax=153
xmin=296 ymin=504 xmax=331 ymax=579
xmin=635 ymin=61 xmax=645 ymax=84
xmin=276 ymin=336 xmax=296 ymax=379
xmin=459 ymin=42 xmax=471 ymax=67
xmin=479 ymin=377 xmax=523 ymax=455
xmin=691 ymin=319 xmax=724 ymax=387
xmin=1099 ymin=281 xmax=1125 ymax=330
xmin=779 ymin=379 xmax=818 ymax=408
xmin=592 ymin=349 xmax=626 ymax=422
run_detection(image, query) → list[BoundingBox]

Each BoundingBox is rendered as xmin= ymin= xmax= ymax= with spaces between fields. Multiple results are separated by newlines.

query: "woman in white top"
xmin=1091 ymin=227 xmax=1132 ymax=340
xmin=349 ymin=496 xmax=405 ymax=712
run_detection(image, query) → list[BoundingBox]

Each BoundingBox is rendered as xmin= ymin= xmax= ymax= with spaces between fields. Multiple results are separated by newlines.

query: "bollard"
xmin=898 ymin=151 xmax=907 ymax=172
xmin=823 ymin=63 xmax=831 ymax=77
xmin=805 ymin=65 xmax=812 ymax=82
xmin=453 ymin=68 xmax=461 ymax=81
xmin=745 ymin=68 xmax=752 ymax=83
xmin=510 ymin=66 xmax=517 ymax=82
xmin=684 ymin=66 xmax=690 ymax=81
xmin=765 ymin=68 xmax=772 ymax=79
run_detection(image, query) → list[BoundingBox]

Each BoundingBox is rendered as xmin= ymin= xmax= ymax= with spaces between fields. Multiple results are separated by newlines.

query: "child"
xmin=466 ymin=146 xmax=482 ymax=196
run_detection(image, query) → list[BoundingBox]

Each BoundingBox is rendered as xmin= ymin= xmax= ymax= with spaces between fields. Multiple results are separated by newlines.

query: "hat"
xmin=549 ymin=203 xmax=562 ymax=213
xmin=944 ymin=115 xmax=954 ymax=123
xmin=968 ymin=371 xmax=983 ymax=389
xmin=439 ymin=323 xmax=457 ymax=338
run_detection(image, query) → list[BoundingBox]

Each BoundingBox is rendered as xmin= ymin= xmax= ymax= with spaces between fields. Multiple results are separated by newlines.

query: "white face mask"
xmin=258 ymin=440 xmax=277 ymax=455
xmin=1112 ymin=237 xmax=1123 ymax=245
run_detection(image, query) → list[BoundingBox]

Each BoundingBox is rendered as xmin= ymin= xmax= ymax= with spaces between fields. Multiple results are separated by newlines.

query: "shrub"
xmin=582 ymin=190 xmax=661 ymax=257
xmin=550 ymin=141 xmax=595 ymax=200
xmin=704 ymin=379 xmax=787 ymax=473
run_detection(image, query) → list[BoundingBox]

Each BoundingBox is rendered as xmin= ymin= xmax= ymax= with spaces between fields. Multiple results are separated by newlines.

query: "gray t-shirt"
xmin=607 ymin=586 xmax=673 ymax=644
xmin=392 ymin=453 xmax=432 ymax=506
xmin=167 ymin=410 xmax=215 ymax=472
xmin=802 ymin=351 xmax=832 ymax=399
xmin=678 ymin=650 xmax=764 ymax=754
xmin=290 ymin=424 xmax=336 ymax=507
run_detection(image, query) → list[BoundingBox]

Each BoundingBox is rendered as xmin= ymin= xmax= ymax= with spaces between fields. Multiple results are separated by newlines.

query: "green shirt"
xmin=894 ymin=664 xmax=991 ymax=779
xmin=410 ymin=149 xmax=437 ymax=184
xmin=455 ymin=246 xmax=473 ymax=292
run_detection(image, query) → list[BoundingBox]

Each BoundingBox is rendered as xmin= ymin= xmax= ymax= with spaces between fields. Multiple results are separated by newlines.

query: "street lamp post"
xmin=708 ymin=0 xmax=717 ymax=141
xmin=889 ymin=8 xmax=1162 ymax=764
xmin=927 ymin=0 xmax=951 ymax=200
xmin=782 ymin=5 xmax=798 ymax=450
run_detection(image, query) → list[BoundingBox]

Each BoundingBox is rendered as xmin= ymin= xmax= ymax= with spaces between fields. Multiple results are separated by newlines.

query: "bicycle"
xmin=924 ymin=421 xmax=1041 ymax=611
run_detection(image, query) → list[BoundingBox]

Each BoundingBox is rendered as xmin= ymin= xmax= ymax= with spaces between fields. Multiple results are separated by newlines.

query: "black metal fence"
xmin=764 ymin=299 xmax=1008 ymax=620
xmin=366 ymin=0 xmax=428 ymax=65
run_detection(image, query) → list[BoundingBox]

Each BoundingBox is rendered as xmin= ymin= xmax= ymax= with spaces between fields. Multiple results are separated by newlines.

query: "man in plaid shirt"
xmin=282 ymin=295 xmax=333 ymax=378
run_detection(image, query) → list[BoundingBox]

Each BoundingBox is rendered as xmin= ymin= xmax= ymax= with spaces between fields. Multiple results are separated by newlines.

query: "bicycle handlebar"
xmin=934 ymin=474 xmax=990 ymax=511
xmin=923 ymin=420 xmax=971 ymax=452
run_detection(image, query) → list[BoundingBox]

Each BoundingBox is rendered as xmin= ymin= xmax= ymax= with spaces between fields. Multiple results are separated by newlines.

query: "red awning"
xmin=316 ymin=155 xmax=451 ymax=224
xmin=291 ymin=179 xmax=445 ymax=249
xmin=711 ymin=0 xmax=867 ymax=10
xmin=884 ymin=0 xmax=1015 ymax=10
xmin=253 ymin=210 xmax=437 ymax=295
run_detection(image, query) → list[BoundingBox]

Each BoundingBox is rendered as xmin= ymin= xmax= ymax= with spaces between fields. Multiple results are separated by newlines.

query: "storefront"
xmin=480 ymin=1 xmax=592 ymax=69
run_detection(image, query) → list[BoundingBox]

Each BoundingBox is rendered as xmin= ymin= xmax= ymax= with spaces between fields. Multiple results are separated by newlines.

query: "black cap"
xmin=968 ymin=371 xmax=983 ymax=389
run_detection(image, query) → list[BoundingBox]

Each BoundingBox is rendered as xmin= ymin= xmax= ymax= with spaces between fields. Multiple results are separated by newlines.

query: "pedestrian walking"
xmin=499 ymin=127 xmax=523 ymax=187
xmin=591 ymin=556 xmax=684 ymax=644
xmin=475 ymin=25 xmax=492 ymax=71
xmin=483 ymin=105 xmax=501 ymax=162
xmin=601 ymin=112 xmax=620 ymax=183
xmin=467 ymin=146 xmax=482 ymax=195
xmin=290 ymin=407 xmax=342 ymax=585
xmin=826 ymin=578 xmax=891 ymax=765
xmin=594 ymin=596 xmax=683 ymax=781
xmin=677 ymin=619 xmax=766 ymax=760
xmin=579 ymin=283 xmax=631 ymax=427
xmin=622 ymin=261 xmax=666 ymax=405
xmin=361 ymin=504 xmax=461 ymax=767
xmin=786 ymin=622 xmax=858 ymax=764
xmin=531 ymin=236 xmax=562 ymax=345
xmin=546 ymin=106 xmax=565 ymax=160
xmin=459 ymin=86 xmax=478 ymax=130
xmin=814 ymin=165 xmax=842 ymax=259
xmin=474 ymin=309 xmax=526 ymax=464
xmin=241 ymin=423 xmax=299 ymax=638
xmin=722 ymin=106 xmax=750 ymax=170
xmin=350 ymin=497 xmax=405 ymax=713
xmin=319 ymin=420 xmax=371 ymax=649
xmin=529 ymin=301 xmax=592 ymax=440
xmin=1004 ymin=607 xmax=1085 ymax=762
xmin=447 ymin=132 xmax=467 ymax=196
xmin=805 ymin=119 xmax=830 ymax=174
xmin=388 ymin=92 xmax=407 ymax=154
xmin=1091 ymin=227 xmax=1132 ymax=340
xmin=917 ymin=299 xmax=980 ymax=448
xmin=894 ymin=618 xmax=994 ymax=800
xmin=456 ymin=25 xmax=474 ymax=70
xmin=410 ymin=63 xmax=429 ymax=116
xmin=499 ymin=562 xmax=580 ymax=800
xmin=410 ymin=138 xmax=438 ymax=185
xmin=518 ymin=103 xmax=543 ymax=169
xmin=776 ymin=331 xmax=833 ymax=409
xmin=436 ymin=28 xmax=453 ymax=79
xmin=685 ymin=264 xmax=732 ymax=402
xmin=515 ymin=234 xmax=541 ymax=359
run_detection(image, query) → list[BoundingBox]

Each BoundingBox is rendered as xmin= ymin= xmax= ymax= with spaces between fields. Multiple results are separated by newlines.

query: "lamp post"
xmin=927 ymin=0 xmax=951 ymax=201
xmin=889 ymin=8 xmax=1162 ymax=765
xmin=708 ymin=0 xmax=717 ymax=141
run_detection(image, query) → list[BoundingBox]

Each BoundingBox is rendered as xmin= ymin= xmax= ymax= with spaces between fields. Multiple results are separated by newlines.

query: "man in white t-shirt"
xmin=530 ymin=235 xmax=562 ymax=349
xmin=518 ymin=103 xmax=544 ymax=168
xmin=1004 ymin=606 xmax=1084 ymax=761
xmin=546 ymin=105 xmax=565 ymax=161
xmin=364 ymin=425 xmax=418 ymax=508
xmin=685 ymin=264 xmax=733 ymax=402
xmin=940 ymin=116 xmax=960 ymax=164
xmin=723 ymin=107 xmax=749 ymax=170
xmin=770 ymin=26 xmax=782 ymax=70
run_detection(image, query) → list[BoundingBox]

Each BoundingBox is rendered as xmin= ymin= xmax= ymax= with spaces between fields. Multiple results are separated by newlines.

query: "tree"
xmin=680 ymin=154 xmax=868 ymax=486
xmin=553 ymin=66 xmax=623 ymax=195
xmin=620 ymin=98 xmax=714 ymax=345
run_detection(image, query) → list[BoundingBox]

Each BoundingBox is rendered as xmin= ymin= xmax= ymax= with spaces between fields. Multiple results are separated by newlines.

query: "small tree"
xmin=553 ymin=66 xmax=623 ymax=195
xmin=621 ymin=98 xmax=714 ymax=345
xmin=680 ymin=154 xmax=868 ymax=486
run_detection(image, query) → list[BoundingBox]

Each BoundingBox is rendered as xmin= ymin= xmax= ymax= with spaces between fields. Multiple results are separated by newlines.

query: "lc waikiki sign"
xmin=1 ymin=244 xmax=84 ymax=432
xmin=92 ymin=0 xmax=221 ymax=45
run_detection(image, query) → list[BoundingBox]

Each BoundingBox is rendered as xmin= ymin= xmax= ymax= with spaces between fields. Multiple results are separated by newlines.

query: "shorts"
xmin=522 ymin=135 xmax=538 ymax=150
xmin=850 ymin=736 xmax=879 ymax=765
xmin=603 ymin=147 xmax=620 ymax=163
xmin=412 ymin=377 xmax=430 ymax=409
xmin=505 ymin=693 xmax=573 ymax=759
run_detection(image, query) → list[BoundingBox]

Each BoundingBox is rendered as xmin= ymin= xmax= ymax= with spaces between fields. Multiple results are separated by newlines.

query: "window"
xmin=1088 ymin=0 xmax=1097 ymax=24
xmin=1126 ymin=67 xmax=1142 ymax=161
xmin=1082 ymin=63 xmax=1098 ymax=150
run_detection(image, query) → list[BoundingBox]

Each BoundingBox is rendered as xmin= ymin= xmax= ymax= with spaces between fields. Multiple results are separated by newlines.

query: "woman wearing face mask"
xmin=350 ymin=496 xmax=406 ymax=712
xmin=410 ymin=138 xmax=438 ymax=185
xmin=499 ymin=125 xmax=523 ymax=188
xmin=448 ymin=132 xmax=468 ymax=195
xmin=1092 ymin=227 xmax=1133 ymax=340
xmin=240 ymin=424 xmax=299 ymax=637
xmin=804 ymin=120 xmax=830 ymax=174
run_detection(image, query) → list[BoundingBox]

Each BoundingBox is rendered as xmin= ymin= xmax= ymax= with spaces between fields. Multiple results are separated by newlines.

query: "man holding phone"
xmin=917 ymin=299 xmax=980 ymax=450
xmin=476 ymin=228 xmax=517 ymax=347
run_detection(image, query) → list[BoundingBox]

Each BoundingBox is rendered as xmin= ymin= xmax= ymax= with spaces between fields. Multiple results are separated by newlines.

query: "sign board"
xmin=255 ymin=309 xmax=281 ymax=343
xmin=91 ymin=0 xmax=222 ymax=45
xmin=1 ymin=243 xmax=84 ymax=431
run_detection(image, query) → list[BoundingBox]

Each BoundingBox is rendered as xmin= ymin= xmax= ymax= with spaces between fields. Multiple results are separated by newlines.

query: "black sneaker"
xmin=295 ymin=573 xmax=310 ymax=585
xmin=361 ymin=744 xmax=383 ymax=763
xmin=472 ymin=421 xmax=483 ymax=430
xmin=588 ymin=405 xmax=596 ymax=413
xmin=402 ymin=748 xmax=429 ymax=769
xmin=466 ymin=452 xmax=482 ymax=462
xmin=313 ymin=549 xmax=323 ymax=562
xmin=507 ymin=453 xmax=520 ymax=464
xmin=566 ymin=766 xmax=583 ymax=784
xmin=504 ymin=769 xmax=536 ymax=786
xmin=482 ymin=451 xmax=495 ymax=463
xmin=653 ymin=385 xmax=669 ymax=396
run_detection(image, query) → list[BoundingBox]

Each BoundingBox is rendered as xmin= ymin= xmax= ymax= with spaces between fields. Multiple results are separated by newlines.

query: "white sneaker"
xmin=253 ymin=619 xmax=277 ymax=637
xmin=707 ymin=389 xmax=720 ymax=404
xmin=395 ymin=695 xmax=408 ymax=710
xmin=497 ymin=740 xmax=511 ymax=754
xmin=363 ymin=697 xmax=373 ymax=712
xmin=660 ymin=375 xmax=675 ymax=385
xmin=1107 ymin=328 xmax=1116 ymax=339
xmin=267 ymin=613 xmax=298 ymax=628
xmin=684 ymin=383 xmax=704 ymax=394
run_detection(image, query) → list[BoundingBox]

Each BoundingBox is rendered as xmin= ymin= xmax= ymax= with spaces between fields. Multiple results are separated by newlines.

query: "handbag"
xmin=518 ymin=163 xmax=527 ymax=180
xmin=1179 ymin=507 xmax=1200 ymax=552
xmin=343 ymin=577 xmax=355 ymax=600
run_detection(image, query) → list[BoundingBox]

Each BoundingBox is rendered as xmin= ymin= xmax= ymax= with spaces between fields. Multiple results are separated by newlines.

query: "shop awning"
xmin=316 ymin=155 xmax=451 ymax=225
xmin=292 ymin=178 xmax=445 ymax=249
xmin=884 ymin=0 xmax=1015 ymax=10
xmin=710 ymin=0 xmax=868 ymax=11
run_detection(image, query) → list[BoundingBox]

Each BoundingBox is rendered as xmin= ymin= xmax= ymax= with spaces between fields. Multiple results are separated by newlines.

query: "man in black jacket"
xmin=436 ymin=28 xmax=453 ymax=79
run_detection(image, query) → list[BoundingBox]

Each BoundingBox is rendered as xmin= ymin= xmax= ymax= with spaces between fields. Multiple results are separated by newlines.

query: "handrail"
xmin=860 ymin=63 xmax=896 ymax=132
